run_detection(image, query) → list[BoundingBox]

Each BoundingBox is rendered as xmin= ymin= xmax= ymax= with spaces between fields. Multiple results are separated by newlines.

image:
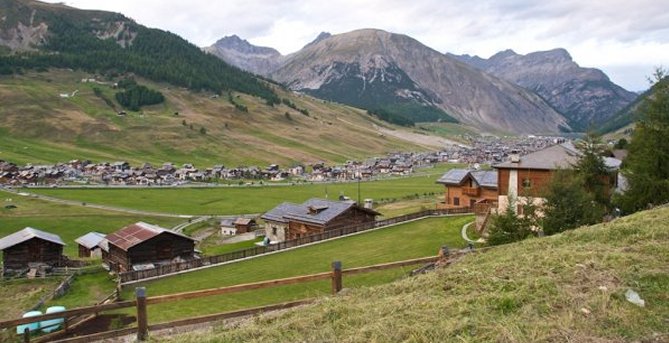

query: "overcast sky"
xmin=45 ymin=0 xmax=669 ymax=91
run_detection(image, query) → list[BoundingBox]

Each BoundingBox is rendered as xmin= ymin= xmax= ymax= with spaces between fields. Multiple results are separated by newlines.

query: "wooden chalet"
xmin=0 ymin=227 xmax=65 ymax=275
xmin=104 ymin=222 xmax=196 ymax=273
xmin=262 ymin=198 xmax=379 ymax=242
xmin=74 ymin=232 xmax=106 ymax=258
xmin=436 ymin=169 xmax=498 ymax=209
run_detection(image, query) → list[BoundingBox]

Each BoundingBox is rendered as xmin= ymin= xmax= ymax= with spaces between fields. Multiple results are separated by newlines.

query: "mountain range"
xmin=207 ymin=30 xmax=638 ymax=134
xmin=450 ymin=49 xmax=638 ymax=131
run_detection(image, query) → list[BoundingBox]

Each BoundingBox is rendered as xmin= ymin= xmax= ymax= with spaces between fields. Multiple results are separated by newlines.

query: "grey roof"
xmin=282 ymin=198 xmax=357 ymax=225
xmin=220 ymin=218 xmax=236 ymax=228
xmin=604 ymin=157 xmax=622 ymax=170
xmin=436 ymin=169 xmax=498 ymax=189
xmin=471 ymin=170 xmax=498 ymax=188
xmin=493 ymin=143 xmax=579 ymax=170
xmin=436 ymin=169 xmax=470 ymax=185
xmin=262 ymin=198 xmax=379 ymax=226
xmin=494 ymin=142 xmax=622 ymax=171
xmin=75 ymin=232 xmax=106 ymax=249
xmin=97 ymin=238 xmax=109 ymax=252
xmin=0 ymin=227 xmax=66 ymax=250
xmin=261 ymin=202 xmax=305 ymax=223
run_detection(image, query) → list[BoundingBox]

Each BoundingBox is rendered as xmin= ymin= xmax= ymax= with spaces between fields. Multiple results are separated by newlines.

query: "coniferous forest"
xmin=0 ymin=4 xmax=280 ymax=105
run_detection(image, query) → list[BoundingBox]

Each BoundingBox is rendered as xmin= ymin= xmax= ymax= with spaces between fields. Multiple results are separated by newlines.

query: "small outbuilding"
xmin=0 ymin=227 xmax=65 ymax=276
xmin=221 ymin=218 xmax=258 ymax=235
xmin=104 ymin=222 xmax=196 ymax=273
xmin=74 ymin=232 xmax=106 ymax=258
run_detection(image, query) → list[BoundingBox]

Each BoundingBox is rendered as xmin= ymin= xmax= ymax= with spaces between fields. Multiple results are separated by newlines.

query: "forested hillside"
xmin=0 ymin=0 xmax=279 ymax=104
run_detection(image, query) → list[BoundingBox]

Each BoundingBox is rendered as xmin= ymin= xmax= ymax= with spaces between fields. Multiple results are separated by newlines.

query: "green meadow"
xmin=27 ymin=164 xmax=457 ymax=215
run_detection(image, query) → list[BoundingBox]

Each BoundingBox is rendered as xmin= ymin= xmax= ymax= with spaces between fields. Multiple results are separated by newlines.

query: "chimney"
xmin=510 ymin=154 xmax=521 ymax=163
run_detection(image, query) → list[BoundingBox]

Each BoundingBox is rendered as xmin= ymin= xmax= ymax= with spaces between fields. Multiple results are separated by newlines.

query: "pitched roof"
xmin=471 ymin=170 xmax=498 ymax=188
xmin=74 ymin=232 xmax=106 ymax=250
xmin=260 ymin=202 xmax=305 ymax=223
xmin=0 ymin=227 xmax=65 ymax=250
xmin=262 ymin=198 xmax=379 ymax=226
xmin=234 ymin=218 xmax=255 ymax=226
xmin=287 ymin=198 xmax=379 ymax=226
xmin=106 ymin=222 xmax=194 ymax=251
xmin=493 ymin=143 xmax=579 ymax=170
xmin=436 ymin=169 xmax=498 ymax=188
xmin=436 ymin=169 xmax=470 ymax=185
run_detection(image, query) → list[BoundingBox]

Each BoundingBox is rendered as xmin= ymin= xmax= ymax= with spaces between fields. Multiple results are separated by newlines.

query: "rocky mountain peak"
xmin=489 ymin=49 xmax=518 ymax=60
xmin=302 ymin=31 xmax=331 ymax=49
xmin=211 ymin=35 xmax=280 ymax=56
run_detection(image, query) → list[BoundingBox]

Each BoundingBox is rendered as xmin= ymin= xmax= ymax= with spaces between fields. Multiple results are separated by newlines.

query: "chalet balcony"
xmin=462 ymin=186 xmax=480 ymax=197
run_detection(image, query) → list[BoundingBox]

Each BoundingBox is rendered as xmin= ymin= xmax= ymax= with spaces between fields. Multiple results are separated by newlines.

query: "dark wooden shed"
xmin=0 ymin=227 xmax=65 ymax=275
xmin=74 ymin=232 xmax=106 ymax=258
xmin=104 ymin=222 xmax=195 ymax=273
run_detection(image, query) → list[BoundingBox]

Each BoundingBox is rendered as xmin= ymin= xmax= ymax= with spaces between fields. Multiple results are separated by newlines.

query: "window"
xmin=272 ymin=227 xmax=278 ymax=236
xmin=453 ymin=197 xmax=460 ymax=206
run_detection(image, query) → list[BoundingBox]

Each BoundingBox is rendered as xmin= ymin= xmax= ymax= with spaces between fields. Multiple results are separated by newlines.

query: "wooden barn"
xmin=104 ymin=222 xmax=196 ymax=273
xmin=74 ymin=232 xmax=106 ymax=258
xmin=0 ymin=227 xmax=65 ymax=276
xmin=262 ymin=198 xmax=379 ymax=242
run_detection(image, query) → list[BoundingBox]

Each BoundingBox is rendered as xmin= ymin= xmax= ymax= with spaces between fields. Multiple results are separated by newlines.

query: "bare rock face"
xmin=451 ymin=49 xmax=637 ymax=130
xmin=270 ymin=29 xmax=570 ymax=134
xmin=203 ymin=35 xmax=283 ymax=76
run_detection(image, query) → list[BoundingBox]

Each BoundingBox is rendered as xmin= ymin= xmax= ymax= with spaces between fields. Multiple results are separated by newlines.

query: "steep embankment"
xmin=0 ymin=70 xmax=432 ymax=166
xmin=162 ymin=206 xmax=669 ymax=342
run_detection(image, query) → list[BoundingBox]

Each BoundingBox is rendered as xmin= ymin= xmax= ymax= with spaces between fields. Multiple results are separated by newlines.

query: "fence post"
xmin=331 ymin=261 xmax=342 ymax=295
xmin=136 ymin=287 xmax=148 ymax=341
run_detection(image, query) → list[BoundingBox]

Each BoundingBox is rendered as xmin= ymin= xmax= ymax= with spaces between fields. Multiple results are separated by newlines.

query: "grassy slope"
xmin=0 ymin=69 xmax=436 ymax=166
xmin=28 ymin=164 xmax=456 ymax=215
xmin=162 ymin=206 xmax=669 ymax=343
xmin=119 ymin=215 xmax=472 ymax=323
xmin=0 ymin=194 xmax=183 ymax=257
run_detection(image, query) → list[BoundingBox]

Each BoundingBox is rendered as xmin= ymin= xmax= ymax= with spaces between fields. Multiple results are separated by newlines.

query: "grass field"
xmin=114 ymin=215 xmax=471 ymax=323
xmin=163 ymin=206 xmax=669 ymax=343
xmin=0 ymin=194 xmax=184 ymax=257
xmin=27 ymin=164 xmax=456 ymax=215
xmin=0 ymin=277 xmax=65 ymax=321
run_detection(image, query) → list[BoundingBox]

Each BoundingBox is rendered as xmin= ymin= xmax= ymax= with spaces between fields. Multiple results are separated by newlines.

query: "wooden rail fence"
xmin=1 ymin=254 xmax=447 ymax=342
xmin=119 ymin=207 xmax=471 ymax=283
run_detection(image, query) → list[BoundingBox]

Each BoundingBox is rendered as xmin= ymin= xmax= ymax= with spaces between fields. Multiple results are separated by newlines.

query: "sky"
xmin=44 ymin=0 xmax=669 ymax=91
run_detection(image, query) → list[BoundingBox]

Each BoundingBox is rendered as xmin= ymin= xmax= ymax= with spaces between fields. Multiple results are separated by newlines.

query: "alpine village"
xmin=0 ymin=1 xmax=667 ymax=342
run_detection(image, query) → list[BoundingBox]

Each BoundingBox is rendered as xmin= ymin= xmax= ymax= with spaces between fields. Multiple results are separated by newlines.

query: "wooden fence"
xmin=0 ymin=254 xmax=451 ymax=342
xmin=119 ymin=207 xmax=472 ymax=284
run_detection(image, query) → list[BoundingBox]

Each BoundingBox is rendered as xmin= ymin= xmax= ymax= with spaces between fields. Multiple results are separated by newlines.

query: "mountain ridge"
xmin=450 ymin=48 xmax=637 ymax=130
xmin=207 ymin=28 xmax=570 ymax=133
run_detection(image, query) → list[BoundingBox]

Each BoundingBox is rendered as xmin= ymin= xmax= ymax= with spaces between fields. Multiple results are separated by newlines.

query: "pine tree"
xmin=573 ymin=131 xmax=610 ymax=208
xmin=616 ymin=69 xmax=669 ymax=213
xmin=542 ymin=169 xmax=604 ymax=235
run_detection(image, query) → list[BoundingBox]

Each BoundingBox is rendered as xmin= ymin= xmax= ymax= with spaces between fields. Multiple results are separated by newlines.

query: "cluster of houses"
xmin=0 ymin=136 xmax=566 ymax=187
xmin=0 ymin=222 xmax=197 ymax=276
xmin=436 ymin=141 xmax=625 ymax=232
